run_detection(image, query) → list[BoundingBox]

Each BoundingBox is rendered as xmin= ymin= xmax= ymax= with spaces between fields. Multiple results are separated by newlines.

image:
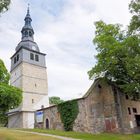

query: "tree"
xmin=128 ymin=0 xmax=140 ymax=35
xmin=0 ymin=0 xmax=12 ymax=125
xmin=0 ymin=58 xmax=10 ymax=84
xmin=88 ymin=0 xmax=140 ymax=96
xmin=0 ymin=59 xmax=22 ymax=125
xmin=49 ymin=96 xmax=64 ymax=105
xmin=0 ymin=0 xmax=11 ymax=13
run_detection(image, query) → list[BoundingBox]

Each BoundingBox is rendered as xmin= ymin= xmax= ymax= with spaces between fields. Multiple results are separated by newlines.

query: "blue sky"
xmin=0 ymin=0 xmax=131 ymax=100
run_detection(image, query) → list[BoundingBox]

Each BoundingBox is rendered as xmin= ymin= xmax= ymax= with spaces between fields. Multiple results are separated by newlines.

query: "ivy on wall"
xmin=58 ymin=100 xmax=79 ymax=131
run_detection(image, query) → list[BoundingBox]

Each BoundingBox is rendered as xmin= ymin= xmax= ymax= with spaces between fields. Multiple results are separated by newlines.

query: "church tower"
xmin=8 ymin=6 xmax=49 ymax=128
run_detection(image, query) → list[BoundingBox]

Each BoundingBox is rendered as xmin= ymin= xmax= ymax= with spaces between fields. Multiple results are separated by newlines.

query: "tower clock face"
xmin=32 ymin=46 xmax=36 ymax=51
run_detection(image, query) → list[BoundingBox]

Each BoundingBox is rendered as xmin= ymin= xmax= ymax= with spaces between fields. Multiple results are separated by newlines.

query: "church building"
xmin=7 ymin=7 xmax=49 ymax=128
xmin=7 ymin=6 xmax=140 ymax=134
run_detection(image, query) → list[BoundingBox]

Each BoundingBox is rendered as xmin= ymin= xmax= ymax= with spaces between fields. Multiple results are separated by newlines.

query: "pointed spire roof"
xmin=25 ymin=4 xmax=31 ymax=21
xmin=15 ymin=4 xmax=40 ymax=52
xmin=20 ymin=4 xmax=34 ymax=42
xmin=23 ymin=4 xmax=33 ymax=31
xmin=27 ymin=4 xmax=30 ymax=15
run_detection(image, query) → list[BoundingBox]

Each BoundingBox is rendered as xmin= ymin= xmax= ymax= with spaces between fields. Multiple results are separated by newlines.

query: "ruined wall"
xmin=73 ymin=80 xmax=119 ymax=133
xmin=35 ymin=79 xmax=120 ymax=133
xmin=73 ymin=98 xmax=90 ymax=133
xmin=119 ymin=93 xmax=140 ymax=133
xmin=35 ymin=79 xmax=140 ymax=134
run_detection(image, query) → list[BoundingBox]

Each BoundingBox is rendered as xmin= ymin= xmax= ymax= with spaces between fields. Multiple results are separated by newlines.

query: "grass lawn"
xmin=22 ymin=128 xmax=140 ymax=140
xmin=0 ymin=128 xmax=60 ymax=140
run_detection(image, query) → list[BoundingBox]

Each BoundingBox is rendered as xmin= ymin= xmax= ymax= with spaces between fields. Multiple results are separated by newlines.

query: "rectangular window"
xmin=30 ymin=53 xmax=34 ymax=60
xmin=14 ymin=57 xmax=16 ymax=64
xmin=35 ymin=54 xmax=39 ymax=61
xmin=128 ymin=107 xmax=131 ymax=115
xmin=133 ymin=108 xmax=137 ymax=113
xmin=17 ymin=54 xmax=19 ymax=61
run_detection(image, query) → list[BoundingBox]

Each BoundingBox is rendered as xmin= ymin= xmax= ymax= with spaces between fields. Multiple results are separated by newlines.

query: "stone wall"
xmin=8 ymin=112 xmax=23 ymax=128
xmin=119 ymin=92 xmax=140 ymax=133
xmin=35 ymin=105 xmax=63 ymax=130
xmin=8 ymin=111 xmax=35 ymax=128
xmin=73 ymin=79 xmax=119 ymax=133
xmin=73 ymin=98 xmax=90 ymax=133
xmin=35 ymin=79 xmax=140 ymax=134
xmin=35 ymin=79 xmax=119 ymax=133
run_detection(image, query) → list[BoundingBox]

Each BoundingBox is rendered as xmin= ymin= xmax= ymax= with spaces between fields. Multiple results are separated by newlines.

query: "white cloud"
xmin=47 ymin=62 xmax=91 ymax=100
xmin=0 ymin=0 xmax=131 ymax=100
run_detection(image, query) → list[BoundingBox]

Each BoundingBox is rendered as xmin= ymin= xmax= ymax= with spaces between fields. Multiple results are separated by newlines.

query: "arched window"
xmin=25 ymin=31 xmax=28 ymax=36
xmin=46 ymin=118 xmax=49 ymax=129
xmin=29 ymin=31 xmax=32 ymax=37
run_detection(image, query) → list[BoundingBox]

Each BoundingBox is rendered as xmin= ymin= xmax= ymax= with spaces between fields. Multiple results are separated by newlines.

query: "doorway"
xmin=135 ymin=115 xmax=140 ymax=126
xmin=46 ymin=118 xmax=49 ymax=129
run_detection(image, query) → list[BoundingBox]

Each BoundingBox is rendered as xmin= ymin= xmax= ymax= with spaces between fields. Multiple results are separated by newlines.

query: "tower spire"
xmin=26 ymin=3 xmax=30 ymax=18
xmin=21 ymin=4 xmax=34 ymax=41
xmin=27 ymin=3 xmax=30 ymax=14
xmin=16 ymin=5 xmax=40 ymax=52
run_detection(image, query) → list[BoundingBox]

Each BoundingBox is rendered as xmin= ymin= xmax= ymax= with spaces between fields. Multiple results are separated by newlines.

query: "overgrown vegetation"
xmin=88 ymin=0 xmax=140 ymax=96
xmin=58 ymin=100 xmax=79 ymax=131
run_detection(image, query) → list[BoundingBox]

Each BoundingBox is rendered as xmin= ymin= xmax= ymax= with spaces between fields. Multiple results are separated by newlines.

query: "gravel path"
xmin=13 ymin=130 xmax=82 ymax=140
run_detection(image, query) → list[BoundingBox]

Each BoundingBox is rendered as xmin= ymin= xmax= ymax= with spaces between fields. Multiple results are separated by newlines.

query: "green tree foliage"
xmin=49 ymin=96 xmax=64 ymax=105
xmin=128 ymin=0 xmax=140 ymax=34
xmin=0 ymin=0 xmax=11 ymax=13
xmin=88 ymin=0 xmax=140 ymax=96
xmin=58 ymin=100 xmax=79 ymax=131
xmin=0 ymin=59 xmax=22 ymax=125
xmin=0 ymin=59 xmax=10 ymax=84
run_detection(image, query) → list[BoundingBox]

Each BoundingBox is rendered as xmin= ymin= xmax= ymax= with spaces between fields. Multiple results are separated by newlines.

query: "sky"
xmin=0 ymin=0 xmax=131 ymax=100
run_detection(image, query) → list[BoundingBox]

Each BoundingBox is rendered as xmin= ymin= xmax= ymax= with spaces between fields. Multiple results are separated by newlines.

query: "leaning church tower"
xmin=8 ymin=6 xmax=49 ymax=128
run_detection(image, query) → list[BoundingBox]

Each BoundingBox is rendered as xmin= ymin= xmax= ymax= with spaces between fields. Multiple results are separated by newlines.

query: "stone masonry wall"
xmin=43 ymin=106 xmax=63 ymax=130
xmin=35 ymin=79 xmax=120 ymax=133
xmin=73 ymin=98 xmax=89 ymax=133
xmin=35 ymin=79 xmax=140 ymax=134
xmin=73 ymin=79 xmax=119 ymax=133
xmin=119 ymin=92 xmax=140 ymax=133
xmin=8 ymin=112 xmax=23 ymax=128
